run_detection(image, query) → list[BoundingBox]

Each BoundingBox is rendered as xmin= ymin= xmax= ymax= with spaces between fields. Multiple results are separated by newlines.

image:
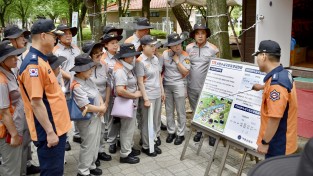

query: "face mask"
xmin=121 ymin=60 xmax=134 ymax=70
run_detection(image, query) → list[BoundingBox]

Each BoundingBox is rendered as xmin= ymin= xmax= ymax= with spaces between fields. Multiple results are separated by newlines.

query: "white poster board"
xmin=71 ymin=12 xmax=78 ymax=46
xmin=192 ymin=59 xmax=266 ymax=149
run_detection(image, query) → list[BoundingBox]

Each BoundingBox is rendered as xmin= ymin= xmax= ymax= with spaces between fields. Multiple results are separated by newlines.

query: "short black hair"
xmin=266 ymin=53 xmax=280 ymax=62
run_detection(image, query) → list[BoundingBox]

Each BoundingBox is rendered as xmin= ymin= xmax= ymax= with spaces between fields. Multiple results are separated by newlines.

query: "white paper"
xmin=148 ymin=103 xmax=155 ymax=153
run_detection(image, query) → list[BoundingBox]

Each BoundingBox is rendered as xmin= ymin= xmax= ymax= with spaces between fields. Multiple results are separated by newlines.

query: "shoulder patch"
xmin=29 ymin=68 xmax=39 ymax=77
xmin=269 ymin=89 xmax=280 ymax=101
xmin=184 ymin=59 xmax=190 ymax=64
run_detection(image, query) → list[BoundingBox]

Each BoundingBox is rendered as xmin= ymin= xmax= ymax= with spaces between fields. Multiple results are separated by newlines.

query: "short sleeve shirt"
xmin=53 ymin=43 xmax=81 ymax=92
xmin=102 ymin=52 xmax=117 ymax=90
xmin=90 ymin=58 xmax=109 ymax=100
xmin=124 ymin=34 xmax=140 ymax=51
xmin=18 ymin=47 xmax=72 ymax=141
xmin=186 ymin=42 xmax=219 ymax=92
xmin=0 ymin=67 xmax=25 ymax=136
xmin=162 ymin=50 xmax=191 ymax=86
xmin=135 ymin=53 xmax=161 ymax=99
xmin=113 ymin=61 xmax=137 ymax=94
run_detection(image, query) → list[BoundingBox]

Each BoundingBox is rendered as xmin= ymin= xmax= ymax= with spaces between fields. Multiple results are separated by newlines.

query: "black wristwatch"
xmin=261 ymin=139 xmax=270 ymax=145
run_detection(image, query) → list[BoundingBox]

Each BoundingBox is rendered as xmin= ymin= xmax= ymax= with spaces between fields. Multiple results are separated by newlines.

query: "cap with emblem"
xmin=164 ymin=33 xmax=185 ymax=47
xmin=3 ymin=25 xmax=31 ymax=40
xmin=252 ymin=40 xmax=281 ymax=57
xmin=134 ymin=17 xmax=154 ymax=30
xmin=114 ymin=43 xmax=141 ymax=59
xmin=46 ymin=53 xmax=66 ymax=70
xmin=103 ymin=25 xmax=123 ymax=35
xmin=189 ymin=23 xmax=211 ymax=39
xmin=70 ymin=53 xmax=95 ymax=72
xmin=140 ymin=35 xmax=158 ymax=45
xmin=0 ymin=40 xmax=26 ymax=63
xmin=100 ymin=33 xmax=123 ymax=44
xmin=82 ymin=41 xmax=103 ymax=55
xmin=31 ymin=19 xmax=64 ymax=35
xmin=56 ymin=24 xmax=78 ymax=37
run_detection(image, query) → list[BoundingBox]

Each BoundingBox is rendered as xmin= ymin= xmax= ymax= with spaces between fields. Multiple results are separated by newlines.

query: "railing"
xmin=106 ymin=21 xmax=173 ymax=32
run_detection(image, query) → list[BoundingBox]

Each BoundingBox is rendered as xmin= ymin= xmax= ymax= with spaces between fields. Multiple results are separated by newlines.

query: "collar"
xmin=29 ymin=47 xmax=48 ymax=61
xmin=120 ymin=60 xmax=134 ymax=72
xmin=107 ymin=52 xmax=115 ymax=59
xmin=193 ymin=41 xmax=210 ymax=48
xmin=263 ymin=65 xmax=284 ymax=83
xmin=0 ymin=66 xmax=15 ymax=81
xmin=141 ymin=53 xmax=155 ymax=61
xmin=58 ymin=42 xmax=74 ymax=49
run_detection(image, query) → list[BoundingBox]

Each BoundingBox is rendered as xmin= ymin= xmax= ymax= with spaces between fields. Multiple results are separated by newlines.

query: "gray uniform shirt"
xmin=162 ymin=50 xmax=191 ymax=86
xmin=186 ymin=42 xmax=219 ymax=92
xmin=114 ymin=60 xmax=137 ymax=94
xmin=53 ymin=43 xmax=81 ymax=92
xmin=104 ymin=52 xmax=117 ymax=90
xmin=0 ymin=66 xmax=25 ymax=136
xmin=135 ymin=53 xmax=161 ymax=99
xmin=73 ymin=77 xmax=101 ymax=117
xmin=124 ymin=34 xmax=140 ymax=51
xmin=90 ymin=59 xmax=109 ymax=100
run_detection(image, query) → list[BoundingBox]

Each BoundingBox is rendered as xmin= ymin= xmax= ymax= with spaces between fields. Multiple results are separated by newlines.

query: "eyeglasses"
xmin=45 ymin=32 xmax=57 ymax=40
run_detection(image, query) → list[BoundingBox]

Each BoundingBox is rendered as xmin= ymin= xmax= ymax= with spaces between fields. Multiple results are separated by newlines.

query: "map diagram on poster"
xmin=192 ymin=59 xmax=266 ymax=149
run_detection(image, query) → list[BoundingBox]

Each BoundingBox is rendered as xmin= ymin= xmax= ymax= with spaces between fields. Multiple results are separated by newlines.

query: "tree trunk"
xmin=103 ymin=0 xmax=107 ymax=25
xmin=79 ymin=4 xmax=87 ymax=41
xmin=118 ymin=0 xmax=122 ymax=17
xmin=142 ymin=0 xmax=151 ymax=20
xmin=0 ymin=14 xmax=5 ymax=27
xmin=68 ymin=0 xmax=73 ymax=25
xmin=84 ymin=0 xmax=102 ymax=41
xmin=207 ymin=0 xmax=231 ymax=59
xmin=172 ymin=4 xmax=192 ymax=32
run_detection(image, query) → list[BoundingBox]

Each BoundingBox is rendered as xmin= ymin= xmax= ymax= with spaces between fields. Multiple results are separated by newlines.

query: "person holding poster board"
xmin=252 ymin=40 xmax=298 ymax=159
xmin=136 ymin=35 xmax=164 ymax=157
xmin=186 ymin=24 xmax=219 ymax=144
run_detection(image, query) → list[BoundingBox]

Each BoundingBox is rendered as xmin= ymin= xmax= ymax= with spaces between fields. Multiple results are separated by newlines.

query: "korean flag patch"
xmin=29 ymin=68 xmax=38 ymax=77
xmin=270 ymin=89 xmax=280 ymax=101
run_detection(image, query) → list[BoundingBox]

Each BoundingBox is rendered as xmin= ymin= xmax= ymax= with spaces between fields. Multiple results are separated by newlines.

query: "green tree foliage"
xmin=0 ymin=0 xmax=14 ymax=27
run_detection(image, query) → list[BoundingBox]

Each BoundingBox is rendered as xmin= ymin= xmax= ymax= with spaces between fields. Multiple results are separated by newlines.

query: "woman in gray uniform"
xmin=0 ymin=41 xmax=25 ymax=176
xmin=113 ymin=43 xmax=142 ymax=164
xmin=70 ymin=54 xmax=107 ymax=176
xmin=136 ymin=35 xmax=164 ymax=157
xmin=162 ymin=33 xmax=190 ymax=145
xmin=82 ymin=41 xmax=112 ymax=165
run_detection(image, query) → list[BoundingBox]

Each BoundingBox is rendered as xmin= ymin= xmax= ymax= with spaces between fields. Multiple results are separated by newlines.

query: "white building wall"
xmin=255 ymin=0 xmax=293 ymax=67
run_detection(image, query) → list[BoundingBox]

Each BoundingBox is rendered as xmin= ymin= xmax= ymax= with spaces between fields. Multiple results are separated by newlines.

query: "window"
xmin=150 ymin=12 xmax=159 ymax=17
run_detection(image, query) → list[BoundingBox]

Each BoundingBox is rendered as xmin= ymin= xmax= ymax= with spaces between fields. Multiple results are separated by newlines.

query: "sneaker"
xmin=65 ymin=141 xmax=71 ymax=151
xmin=90 ymin=168 xmax=102 ymax=176
xmin=26 ymin=164 xmax=41 ymax=175
xmin=120 ymin=154 xmax=140 ymax=164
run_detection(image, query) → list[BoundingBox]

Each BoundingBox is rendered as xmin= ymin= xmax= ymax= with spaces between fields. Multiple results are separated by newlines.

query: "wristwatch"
xmin=261 ymin=139 xmax=270 ymax=145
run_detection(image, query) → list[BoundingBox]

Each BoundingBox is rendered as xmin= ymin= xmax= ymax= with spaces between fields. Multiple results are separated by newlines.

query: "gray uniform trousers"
xmin=76 ymin=115 xmax=101 ymax=175
xmin=107 ymin=96 xmax=120 ymax=145
xmin=120 ymin=105 xmax=137 ymax=158
xmin=164 ymin=85 xmax=187 ymax=136
xmin=187 ymin=87 xmax=201 ymax=133
xmin=21 ymin=127 xmax=32 ymax=175
xmin=0 ymin=139 xmax=23 ymax=176
xmin=141 ymin=97 xmax=162 ymax=149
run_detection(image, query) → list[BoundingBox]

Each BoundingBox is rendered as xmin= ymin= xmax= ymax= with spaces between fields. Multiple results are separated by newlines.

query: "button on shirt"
xmin=72 ymin=77 xmax=101 ymax=117
xmin=53 ymin=43 xmax=81 ymax=92
xmin=124 ymin=34 xmax=140 ymax=51
xmin=186 ymin=42 xmax=219 ymax=92
xmin=0 ymin=67 xmax=25 ymax=136
xmin=162 ymin=50 xmax=191 ymax=86
xmin=90 ymin=59 xmax=109 ymax=100
xmin=135 ymin=53 xmax=161 ymax=99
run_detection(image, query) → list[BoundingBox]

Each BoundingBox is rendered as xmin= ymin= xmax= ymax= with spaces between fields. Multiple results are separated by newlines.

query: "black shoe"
xmin=73 ymin=136 xmax=82 ymax=144
xmin=109 ymin=144 xmax=117 ymax=154
xmin=95 ymin=158 xmax=101 ymax=167
xmin=154 ymin=145 xmax=162 ymax=154
xmin=141 ymin=148 xmax=157 ymax=157
xmin=174 ymin=136 xmax=185 ymax=145
xmin=193 ymin=132 xmax=202 ymax=142
xmin=117 ymin=140 xmax=121 ymax=148
xmin=161 ymin=122 xmax=167 ymax=131
xmin=209 ymin=136 xmax=216 ymax=146
xmin=65 ymin=141 xmax=71 ymax=151
xmin=166 ymin=133 xmax=176 ymax=143
xmin=155 ymin=137 xmax=161 ymax=146
xmin=90 ymin=168 xmax=102 ymax=176
xmin=26 ymin=164 xmax=41 ymax=175
xmin=98 ymin=152 xmax=112 ymax=161
xmin=129 ymin=148 xmax=141 ymax=156
xmin=120 ymin=155 xmax=140 ymax=164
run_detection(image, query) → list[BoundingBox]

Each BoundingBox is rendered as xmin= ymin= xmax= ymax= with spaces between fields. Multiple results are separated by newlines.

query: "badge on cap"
xmin=29 ymin=68 xmax=38 ymax=77
xmin=270 ymin=89 xmax=280 ymax=101
xmin=129 ymin=46 xmax=134 ymax=50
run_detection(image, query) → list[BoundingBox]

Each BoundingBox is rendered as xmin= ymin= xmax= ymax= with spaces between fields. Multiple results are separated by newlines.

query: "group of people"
xmin=0 ymin=16 xmax=298 ymax=176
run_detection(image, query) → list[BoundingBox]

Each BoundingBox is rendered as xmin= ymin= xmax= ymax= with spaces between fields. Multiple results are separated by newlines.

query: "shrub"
xmin=150 ymin=29 xmax=167 ymax=39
